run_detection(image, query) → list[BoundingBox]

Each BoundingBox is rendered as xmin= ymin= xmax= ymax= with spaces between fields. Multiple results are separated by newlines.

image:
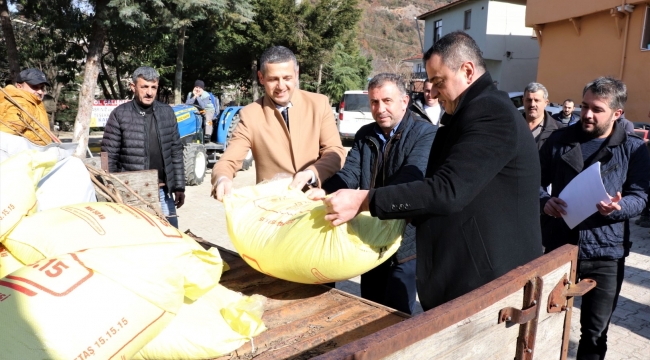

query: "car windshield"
xmin=510 ymin=95 xmax=523 ymax=109
xmin=344 ymin=94 xmax=371 ymax=112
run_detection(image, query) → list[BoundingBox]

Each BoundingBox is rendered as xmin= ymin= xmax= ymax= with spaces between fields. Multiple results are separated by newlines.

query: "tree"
xmin=0 ymin=0 xmax=20 ymax=83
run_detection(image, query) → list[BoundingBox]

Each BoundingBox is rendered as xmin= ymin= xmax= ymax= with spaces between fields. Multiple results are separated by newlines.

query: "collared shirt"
xmin=531 ymin=121 xmax=544 ymax=139
xmin=274 ymin=101 xmax=316 ymax=185
xmin=374 ymin=121 xmax=401 ymax=153
xmin=424 ymin=104 xmax=441 ymax=125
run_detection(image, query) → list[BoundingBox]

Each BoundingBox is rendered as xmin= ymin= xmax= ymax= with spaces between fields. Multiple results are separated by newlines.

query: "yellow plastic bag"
xmin=0 ymin=149 xmax=58 ymax=240
xmin=2 ymin=202 xmax=223 ymax=299
xmin=0 ymin=242 xmax=218 ymax=360
xmin=134 ymin=285 xmax=267 ymax=360
xmin=0 ymin=243 xmax=23 ymax=278
xmin=224 ymin=178 xmax=405 ymax=284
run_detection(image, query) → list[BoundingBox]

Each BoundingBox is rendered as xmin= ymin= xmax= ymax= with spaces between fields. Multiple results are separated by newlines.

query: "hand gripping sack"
xmin=224 ymin=178 xmax=405 ymax=284
xmin=2 ymin=202 xmax=223 ymax=299
xmin=0 ymin=242 xmax=220 ymax=360
xmin=0 ymin=149 xmax=58 ymax=239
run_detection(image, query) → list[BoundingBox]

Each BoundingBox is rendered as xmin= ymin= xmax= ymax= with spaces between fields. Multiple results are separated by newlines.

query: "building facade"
xmin=526 ymin=0 xmax=650 ymax=122
xmin=418 ymin=0 xmax=539 ymax=93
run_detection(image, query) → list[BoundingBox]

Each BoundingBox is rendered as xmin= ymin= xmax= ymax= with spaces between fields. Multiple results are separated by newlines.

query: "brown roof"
xmin=402 ymin=54 xmax=423 ymax=62
xmin=417 ymin=0 xmax=470 ymax=20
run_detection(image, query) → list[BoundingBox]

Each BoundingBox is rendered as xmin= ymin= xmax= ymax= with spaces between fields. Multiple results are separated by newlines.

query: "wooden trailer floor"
xmin=213 ymin=247 xmax=409 ymax=360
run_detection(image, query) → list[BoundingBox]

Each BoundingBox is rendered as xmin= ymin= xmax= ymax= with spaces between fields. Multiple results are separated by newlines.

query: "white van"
xmin=337 ymin=90 xmax=374 ymax=140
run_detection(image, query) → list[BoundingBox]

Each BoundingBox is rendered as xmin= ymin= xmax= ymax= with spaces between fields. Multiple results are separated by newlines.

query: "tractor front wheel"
xmin=184 ymin=143 xmax=207 ymax=186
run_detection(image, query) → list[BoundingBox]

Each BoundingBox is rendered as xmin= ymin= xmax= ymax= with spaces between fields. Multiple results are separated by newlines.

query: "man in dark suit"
xmin=321 ymin=31 xmax=543 ymax=310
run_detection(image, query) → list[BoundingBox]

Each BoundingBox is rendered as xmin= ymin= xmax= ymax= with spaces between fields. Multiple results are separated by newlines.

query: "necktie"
xmin=281 ymin=108 xmax=289 ymax=130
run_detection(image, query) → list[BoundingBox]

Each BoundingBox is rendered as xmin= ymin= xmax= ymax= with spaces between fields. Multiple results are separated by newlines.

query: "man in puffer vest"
xmin=101 ymin=66 xmax=185 ymax=228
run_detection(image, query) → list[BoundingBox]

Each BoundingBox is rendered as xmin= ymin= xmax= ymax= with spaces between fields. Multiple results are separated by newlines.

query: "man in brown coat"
xmin=212 ymin=46 xmax=345 ymax=200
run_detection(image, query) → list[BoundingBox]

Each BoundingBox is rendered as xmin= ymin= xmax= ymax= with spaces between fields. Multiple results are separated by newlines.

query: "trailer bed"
xmin=213 ymin=246 xmax=409 ymax=359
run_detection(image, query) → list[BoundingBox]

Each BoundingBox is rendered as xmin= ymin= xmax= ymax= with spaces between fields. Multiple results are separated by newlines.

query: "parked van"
xmin=337 ymin=90 xmax=373 ymax=140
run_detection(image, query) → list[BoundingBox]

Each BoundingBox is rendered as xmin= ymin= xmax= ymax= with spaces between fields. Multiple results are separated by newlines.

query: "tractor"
xmin=172 ymin=104 xmax=253 ymax=186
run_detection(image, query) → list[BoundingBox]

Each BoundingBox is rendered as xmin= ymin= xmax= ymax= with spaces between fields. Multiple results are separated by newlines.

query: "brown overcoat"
xmin=212 ymin=89 xmax=345 ymax=185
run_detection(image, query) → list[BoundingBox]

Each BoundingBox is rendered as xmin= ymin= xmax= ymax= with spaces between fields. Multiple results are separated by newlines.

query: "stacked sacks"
xmin=0 ymin=149 xmax=59 ymax=239
xmin=0 ymin=202 xmax=266 ymax=359
xmin=0 ymin=148 xmax=267 ymax=359
xmin=224 ymin=178 xmax=406 ymax=284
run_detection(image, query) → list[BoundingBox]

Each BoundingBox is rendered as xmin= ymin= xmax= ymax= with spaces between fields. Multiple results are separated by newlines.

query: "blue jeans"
xmin=360 ymin=258 xmax=417 ymax=315
xmin=159 ymin=188 xmax=178 ymax=228
xmin=576 ymin=258 xmax=625 ymax=360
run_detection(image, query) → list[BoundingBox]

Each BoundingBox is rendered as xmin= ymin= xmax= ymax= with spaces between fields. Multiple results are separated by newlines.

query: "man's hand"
xmin=174 ymin=191 xmax=185 ymax=208
xmin=211 ymin=177 xmax=233 ymax=202
xmin=290 ymin=170 xmax=313 ymax=190
xmin=323 ymin=189 xmax=369 ymax=226
xmin=596 ymin=191 xmax=622 ymax=216
xmin=305 ymin=188 xmax=326 ymax=200
xmin=544 ymin=197 xmax=567 ymax=218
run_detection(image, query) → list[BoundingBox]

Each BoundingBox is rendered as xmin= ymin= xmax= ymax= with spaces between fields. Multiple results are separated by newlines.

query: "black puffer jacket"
xmin=323 ymin=110 xmax=436 ymax=262
xmin=101 ymin=100 xmax=185 ymax=192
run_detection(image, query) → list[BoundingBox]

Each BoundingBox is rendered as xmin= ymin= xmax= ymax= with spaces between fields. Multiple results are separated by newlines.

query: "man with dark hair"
xmin=186 ymin=79 xmax=216 ymax=141
xmin=540 ymin=76 xmax=650 ymax=359
xmin=552 ymin=99 xmax=580 ymax=126
xmin=0 ymin=68 xmax=53 ymax=145
xmin=523 ymin=82 xmax=562 ymax=149
xmin=409 ymin=79 xmax=444 ymax=126
xmin=320 ymin=31 xmax=543 ymax=310
xmin=211 ymin=46 xmax=345 ymax=200
xmin=308 ymin=73 xmax=436 ymax=314
xmin=101 ymin=66 xmax=185 ymax=228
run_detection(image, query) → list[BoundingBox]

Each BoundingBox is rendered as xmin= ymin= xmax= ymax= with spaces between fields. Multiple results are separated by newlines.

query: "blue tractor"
xmin=172 ymin=104 xmax=253 ymax=186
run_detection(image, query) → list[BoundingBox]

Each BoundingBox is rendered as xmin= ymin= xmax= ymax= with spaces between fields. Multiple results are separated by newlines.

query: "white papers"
xmin=558 ymin=162 xmax=611 ymax=229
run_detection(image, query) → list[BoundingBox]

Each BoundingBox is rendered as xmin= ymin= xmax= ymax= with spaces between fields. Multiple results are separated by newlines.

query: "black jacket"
xmin=368 ymin=73 xmax=543 ymax=310
xmin=526 ymin=111 xmax=563 ymax=150
xmin=322 ymin=110 xmax=436 ymax=263
xmin=539 ymin=122 xmax=650 ymax=259
xmin=409 ymin=98 xmax=444 ymax=125
xmin=101 ymin=100 xmax=185 ymax=192
xmin=552 ymin=112 xmax=580 ymax=127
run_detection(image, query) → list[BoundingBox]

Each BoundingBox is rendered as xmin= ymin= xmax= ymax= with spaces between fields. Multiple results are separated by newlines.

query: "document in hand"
xmin=558 ymin=162 xmax=611 ymax=229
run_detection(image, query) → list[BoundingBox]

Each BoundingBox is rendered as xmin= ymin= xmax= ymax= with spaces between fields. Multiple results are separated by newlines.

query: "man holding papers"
xmin=539 ymin=77 xmax=650 ymax=360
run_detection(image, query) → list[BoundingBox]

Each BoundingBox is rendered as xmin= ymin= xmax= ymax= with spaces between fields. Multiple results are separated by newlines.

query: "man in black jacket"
xmin=101 ymin=66 xmax=185 ymax=228
xmin=321 ymin=31 xmax=543 ymax=310
xmin=540 ymin=77 xmax=650 ymax=359
xmin=523 ymin=82 xmax=563 ymax=150
xmin=308 ymin=73 xmax=436 ymax=314
xmin=409 ymin=79 xmax=444 ymax=126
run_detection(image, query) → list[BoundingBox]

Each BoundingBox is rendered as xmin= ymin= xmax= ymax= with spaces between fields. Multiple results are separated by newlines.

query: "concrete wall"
xmin=423 ymin=0 xmax=489 ymax=51
xmin=534 ymin=6 xmax=650 ymax=121
xmin=422 ymin=1 xmax=539 ymax=92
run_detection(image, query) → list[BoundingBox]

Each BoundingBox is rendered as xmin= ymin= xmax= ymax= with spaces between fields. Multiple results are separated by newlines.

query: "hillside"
xmin=356 ymin=0 xmax=450 ymax=75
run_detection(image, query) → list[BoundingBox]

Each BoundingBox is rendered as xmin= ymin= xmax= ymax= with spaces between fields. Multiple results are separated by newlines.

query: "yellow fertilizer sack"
xmin=2 ymin=202 xmax=223 ymax=299
xmin=224 ymin=178 xmax=405 ymax=284
xmin=134 ymin=285 xmax=267 ymax=360
xmin=0 ymin=243 xmax=23 ymax=278
xmin=0 ymin=242 xmax=215 ymax=360
xmin=0 ymin=149 xmax=58 ymax=239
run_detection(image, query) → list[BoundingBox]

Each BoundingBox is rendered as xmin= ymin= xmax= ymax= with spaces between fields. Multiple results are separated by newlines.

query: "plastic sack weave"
xmin=134 ymin=284 xmax=267 ymax=360
xmin=1 ymin=202 xmax=223 ymax=299
xmin=0 ymin=149 xmax=58 ymax=240
xmin=224 ymin=178 xmax=405 ymax=284
xmin=0 ymin=243 xmax=215 ymax=360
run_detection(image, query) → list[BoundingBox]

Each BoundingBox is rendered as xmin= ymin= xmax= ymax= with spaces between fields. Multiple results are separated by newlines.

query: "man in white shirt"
xmin=409 ymin=79 xmax=443 ymax=126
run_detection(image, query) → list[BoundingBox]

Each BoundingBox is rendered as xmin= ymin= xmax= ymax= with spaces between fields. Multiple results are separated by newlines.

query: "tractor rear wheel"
xmin=184 ymin=143 xmax=207 ymax=186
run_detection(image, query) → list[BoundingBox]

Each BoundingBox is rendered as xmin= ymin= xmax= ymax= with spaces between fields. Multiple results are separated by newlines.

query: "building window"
xmin=464 ymin=10 xmax=472 ymax=30
xmin=434 ymin=20 xmax=442 ymax=43
xmin=642 ymin=6 xmax=650 ymax=50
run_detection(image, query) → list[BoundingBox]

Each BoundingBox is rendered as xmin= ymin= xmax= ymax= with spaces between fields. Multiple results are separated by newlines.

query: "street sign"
xmin=90 ymin=100 xmax=130 ymax=127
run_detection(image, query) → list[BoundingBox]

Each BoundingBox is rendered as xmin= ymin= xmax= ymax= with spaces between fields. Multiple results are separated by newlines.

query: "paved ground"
xmin=178 ymin=166 xmax=649 ymax=359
